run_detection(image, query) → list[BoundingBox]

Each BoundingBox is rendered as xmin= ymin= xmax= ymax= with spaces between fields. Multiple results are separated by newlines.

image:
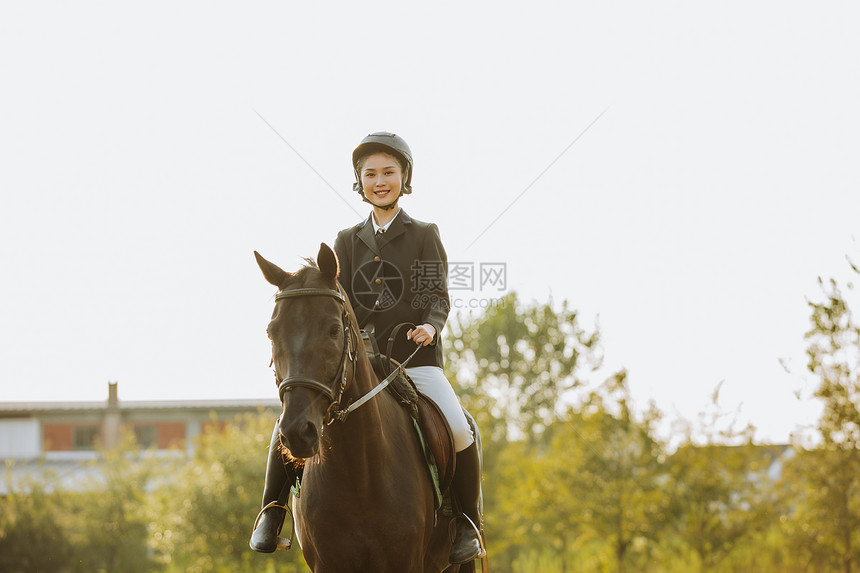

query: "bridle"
xmin=271 ymin=284 xmax=423 ymax=426
xmin=273 ymin=286 xmax=358 ymax=426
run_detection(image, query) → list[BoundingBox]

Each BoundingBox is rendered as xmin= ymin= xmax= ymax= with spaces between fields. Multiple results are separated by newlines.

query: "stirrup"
xmin=252 ymin=501 xmax=295 ymax=551
xmin=449 ymin=513 xmax=487 ymax=561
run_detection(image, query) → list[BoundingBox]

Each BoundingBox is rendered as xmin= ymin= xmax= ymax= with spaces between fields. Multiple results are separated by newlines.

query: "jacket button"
xmin=375 ymin=278 xmax=382 ymax=285
xmin=374 ymin=256 xmax=381 ymax=262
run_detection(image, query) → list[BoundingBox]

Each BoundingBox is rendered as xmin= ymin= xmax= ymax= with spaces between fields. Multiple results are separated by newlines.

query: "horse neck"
xmin=317 ymin=297 xmax=409 ymax=469
xmin=320 ymin=343 xmax=400 ymax=479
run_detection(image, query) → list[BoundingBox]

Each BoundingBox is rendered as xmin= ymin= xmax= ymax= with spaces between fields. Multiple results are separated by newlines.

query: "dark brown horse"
xmin=255 ymin=244 xmax=481 ymax=573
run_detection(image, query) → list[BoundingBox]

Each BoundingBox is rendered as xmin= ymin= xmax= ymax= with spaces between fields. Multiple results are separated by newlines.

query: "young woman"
xmin=250 ymin=132 xmax=484 ymax=565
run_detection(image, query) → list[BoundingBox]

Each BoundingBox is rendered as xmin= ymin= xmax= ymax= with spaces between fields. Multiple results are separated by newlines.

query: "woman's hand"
xmin=407 ymin=323 xmax=436 ymax=347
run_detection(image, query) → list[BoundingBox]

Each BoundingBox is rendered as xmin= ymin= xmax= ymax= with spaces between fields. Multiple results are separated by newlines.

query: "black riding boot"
xmin=249 ymin=423 xmax=298 ymax=553
xmin=449 ymin=441 xmax=485 ymax=564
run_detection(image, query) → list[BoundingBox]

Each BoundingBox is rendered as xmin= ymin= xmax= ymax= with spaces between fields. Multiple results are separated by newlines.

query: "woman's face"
xmin=361 ymin=152 xmax=403 ymax=208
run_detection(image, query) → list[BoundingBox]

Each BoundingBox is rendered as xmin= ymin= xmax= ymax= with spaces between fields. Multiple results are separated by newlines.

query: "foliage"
xmin=665 ymin=442 xmax=782 ymax=571
xmin=150 ymin=412 xmax=309 ymax=573
xmin=68 ymin=439 xmax=161 ymax=573
xmin=664 ymin=385 xmax=783 ymax=572
xmin=555 ymin=373 xmax=668 ymax=573
xmin=0 ymin=419 xmax=308 ymax=573
xmin=0 ymin=436 xmax=159 ymax=573
xmin=780 ymin=266 xmax=860 ymax=573
xmin=445 ymin=293 xmax=606 ymax=571
xmin=7 ymin=272 xmax=860 ymax=572
xmin=445 ymin=292 xmax=602 ymax=443
xmin=780 ymin=447 xmax=860 ymax=572
xmin=471 ymin=371 xmax=672 ymax=573
xmin=805 ymin=275 xmax=860 ymax=449
xmin=0 ymin=465 xmax=76 ymax=573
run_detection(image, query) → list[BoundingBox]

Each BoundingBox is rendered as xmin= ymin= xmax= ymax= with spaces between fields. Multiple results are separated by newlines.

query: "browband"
xmin=275 ymin=287 xmax=345 ymax=303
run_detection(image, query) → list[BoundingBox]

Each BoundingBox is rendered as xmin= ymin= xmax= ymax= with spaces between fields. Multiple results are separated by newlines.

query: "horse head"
xmin=255 ymin=243 xmax=355 ymax=459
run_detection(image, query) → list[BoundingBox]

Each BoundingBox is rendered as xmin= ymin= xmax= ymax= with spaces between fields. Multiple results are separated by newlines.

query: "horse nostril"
xmin=280 ymin=419 xmax=319 ymax=457
xmin=301 ymin=421 xmax=318 ymax=444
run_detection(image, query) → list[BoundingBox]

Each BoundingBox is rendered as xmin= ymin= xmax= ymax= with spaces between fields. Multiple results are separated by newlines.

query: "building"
xmin=0 ymin=382 xmax=279 ymax=493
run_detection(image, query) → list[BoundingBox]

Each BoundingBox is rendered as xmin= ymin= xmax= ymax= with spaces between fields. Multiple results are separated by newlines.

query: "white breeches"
xmin=405 ymin=365 xmax=474 ymax=452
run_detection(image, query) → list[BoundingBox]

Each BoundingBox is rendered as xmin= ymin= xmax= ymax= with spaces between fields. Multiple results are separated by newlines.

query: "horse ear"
xmin=254 ymin=251 xmax=289 ymax=288
xmin=317 ymin=243 xmax=339 ymax=281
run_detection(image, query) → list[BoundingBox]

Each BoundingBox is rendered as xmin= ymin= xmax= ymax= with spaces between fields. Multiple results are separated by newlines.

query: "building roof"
xmin=0 ymin=398 xmax=281 ymax=416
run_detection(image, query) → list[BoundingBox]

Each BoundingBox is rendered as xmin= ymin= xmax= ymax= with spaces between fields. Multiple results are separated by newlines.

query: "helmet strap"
xmin=377 ymin=198 xmax=399 ymax=211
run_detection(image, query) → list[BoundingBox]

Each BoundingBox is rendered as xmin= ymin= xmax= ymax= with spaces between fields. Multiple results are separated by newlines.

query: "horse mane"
xmin=287 ymin=257 xmax=324 ymax=286
xmin=300 ymin=257 xmax=317 ymax=269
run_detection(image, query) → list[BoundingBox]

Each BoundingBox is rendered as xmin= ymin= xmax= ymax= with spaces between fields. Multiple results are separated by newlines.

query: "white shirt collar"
xmin=371 ymin=207 xmax=401 ymax=234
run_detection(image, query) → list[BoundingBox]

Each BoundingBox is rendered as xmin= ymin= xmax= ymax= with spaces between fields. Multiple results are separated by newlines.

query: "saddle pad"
xmin=417 ymin=394 xmax=455 ymax=496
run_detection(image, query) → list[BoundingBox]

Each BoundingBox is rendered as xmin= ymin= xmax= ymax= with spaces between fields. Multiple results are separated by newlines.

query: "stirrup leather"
xmin=252 ymin=501 xmax=295 ymax=551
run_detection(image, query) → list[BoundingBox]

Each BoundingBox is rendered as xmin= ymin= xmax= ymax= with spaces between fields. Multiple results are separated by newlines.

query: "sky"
xmin=1 ymin=1 xmax=858 ymax=444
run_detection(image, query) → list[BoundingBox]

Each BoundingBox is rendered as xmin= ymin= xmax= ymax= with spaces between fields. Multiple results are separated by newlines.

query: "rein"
xmin=273 ymin=286 xmax=420 ymax=425
xmin=329 ymin=342 xmax=421 ymax=424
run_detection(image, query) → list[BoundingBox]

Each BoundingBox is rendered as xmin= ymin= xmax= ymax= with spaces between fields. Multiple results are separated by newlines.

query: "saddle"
xmin=361 ymin=329 xmax=455 ymax=508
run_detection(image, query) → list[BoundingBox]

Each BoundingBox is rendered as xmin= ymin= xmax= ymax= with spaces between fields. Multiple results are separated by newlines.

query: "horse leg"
xmin=250 ymin=420 xmax=299 ymax=553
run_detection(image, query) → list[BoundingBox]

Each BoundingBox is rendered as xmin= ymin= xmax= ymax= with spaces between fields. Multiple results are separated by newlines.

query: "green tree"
xmin=151 ymin=412 xmax=308 ymax=573
xmin=561 ymin=372 xmax=667 ymax=573
xmin=444 ymin=293 xmax=607 ymax=572
xmin=67 ymin=436 xmax=162 ymax=573
xmin=783 ymin=268 xmax=860 ymax=573
xmin=475 ymin=372 xmax=667 ymax=573
xmin=444 ymin=294 xmax=672 ymax=572
xmin=0 ymin=465 xmax=76 ymax=573
xmin=1 ymin=433 xmax=165 ymax=573
xmin=664 ymin=386 xmax=783 ymax=572
xmin=806 ymin=275 xmax=860 ymax=450
xmin=666 ymin=442 xmax=782 ymax=571
xmin=444 ymin=292 xmax=602 ymax=444
xmin=781 ymin=447 xmax=860 ymax=573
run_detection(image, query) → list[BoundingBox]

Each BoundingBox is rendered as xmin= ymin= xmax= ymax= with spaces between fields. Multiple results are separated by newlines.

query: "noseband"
xmin=273 ymin=286 xmax=358 ymax=425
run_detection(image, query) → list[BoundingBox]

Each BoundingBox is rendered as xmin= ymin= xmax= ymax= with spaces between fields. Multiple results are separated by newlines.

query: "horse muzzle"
xmin=279 ymin=414 xmax=321 ymax=459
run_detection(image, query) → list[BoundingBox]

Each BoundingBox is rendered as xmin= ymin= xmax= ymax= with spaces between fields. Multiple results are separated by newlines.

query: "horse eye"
xmin=329 ymin=325 xmax=341 ymax=339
